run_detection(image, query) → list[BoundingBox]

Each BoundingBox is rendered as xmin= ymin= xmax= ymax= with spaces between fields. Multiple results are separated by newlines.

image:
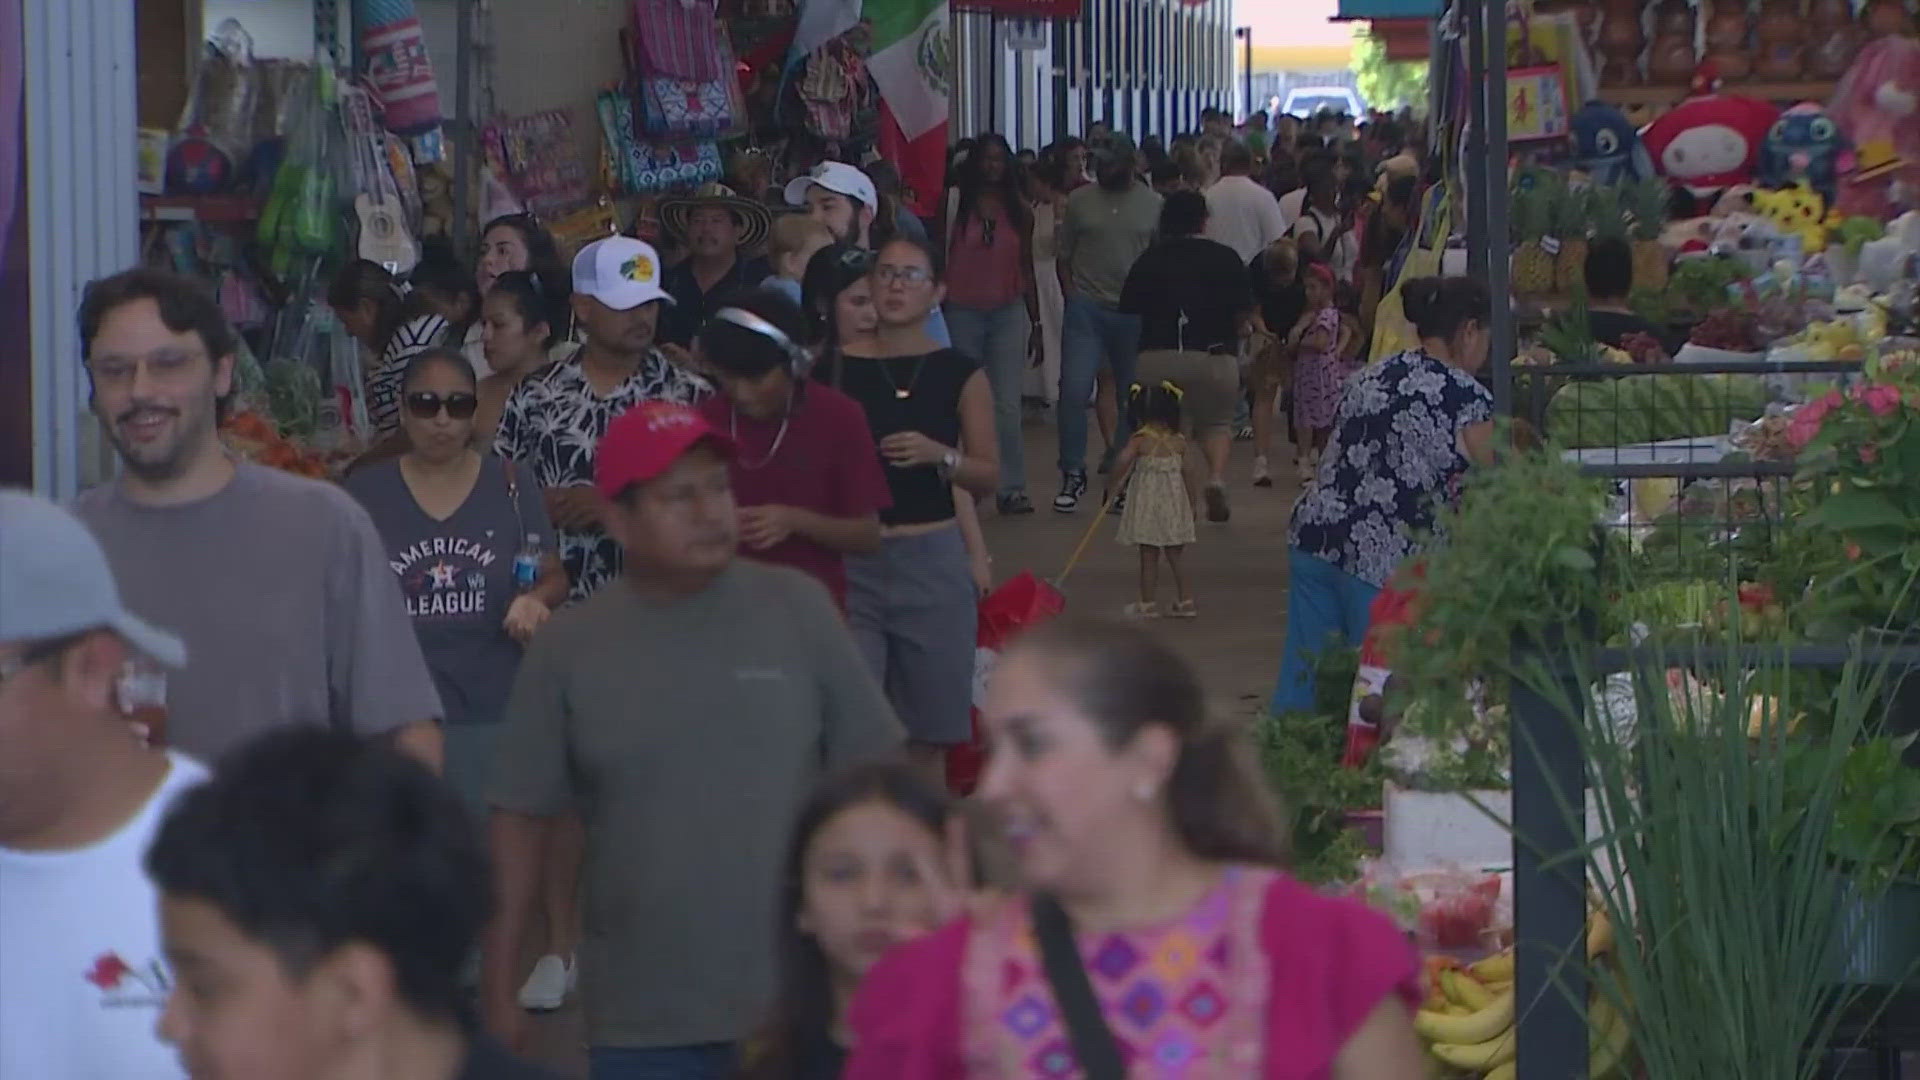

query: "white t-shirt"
xmin=1277 ymin=188 xmax=1308 ymax=234
xmin=1204 ymin=175 xmax=1287 ymax=264
xmin=0 ymin=751 xmax=207 ymax=1079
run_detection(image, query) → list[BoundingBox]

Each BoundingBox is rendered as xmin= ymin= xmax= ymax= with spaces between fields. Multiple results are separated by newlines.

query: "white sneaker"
xmin=1252 ymin=455 xmax=1273 ymax=488
xmin=518 ymin=953 xmax=575 ymax=1011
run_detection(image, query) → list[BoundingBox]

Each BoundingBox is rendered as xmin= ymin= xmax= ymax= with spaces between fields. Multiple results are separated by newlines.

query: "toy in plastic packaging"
xmin=257 ymin=68 xmax=340 ymax=280
xmin=168 ymin=20 xmax=260 ymax=194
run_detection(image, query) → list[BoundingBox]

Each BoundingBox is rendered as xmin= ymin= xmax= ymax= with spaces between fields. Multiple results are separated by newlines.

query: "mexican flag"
xmin=792 ymin=0 xmax=950 ymax=217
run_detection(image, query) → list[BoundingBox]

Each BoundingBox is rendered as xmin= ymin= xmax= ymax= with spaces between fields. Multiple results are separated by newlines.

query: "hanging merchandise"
xmin=355 ymin=0 xmax=443 ymax=136
xmin=628 ymin=0 xmax=737 ymax=137
xmin=168 ymin=21 xmax=260 ymax=194
xmin=798 ymin=38 xmax=870 ymax=141
xmin=257 ymin=67 xmax=340 ymax=282
xmin=597 ymin=89 xmax=723 ymax=193
xmin=631 ymin=0 xmax=725 ymax=82
xmin=1829 ymin=36 xmax=1920 ymax=218
xmin=485 ymin=111 xmax=594 ymax=216
xmin=341 ymin=85 xmax=419 ymax=274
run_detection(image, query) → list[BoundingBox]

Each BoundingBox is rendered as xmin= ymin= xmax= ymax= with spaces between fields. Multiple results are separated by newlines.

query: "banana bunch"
xmin=1416 ymin=911 xmax=1630 ymax=1078
xmin=1791 ymin=318 xmax=1869 ymax=363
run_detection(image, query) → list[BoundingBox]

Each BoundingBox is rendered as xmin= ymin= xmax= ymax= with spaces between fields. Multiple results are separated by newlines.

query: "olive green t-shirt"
xmin=1058 ymin=182 xmax=1164 ymax=305
xmin=487 ymin=561 xmax=902 ymax=1048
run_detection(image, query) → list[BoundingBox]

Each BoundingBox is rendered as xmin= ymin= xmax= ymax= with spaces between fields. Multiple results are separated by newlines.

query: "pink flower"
xmin=1847 ymin=541 xmax=1864 ymax=561
xmin=1787 ymin=412 xmax=1825 ymax=450
xmin=1861 ymin=441 xmax=1881 ymax=464
xmin=1858 ymin=382 xmax=1904 ymax=417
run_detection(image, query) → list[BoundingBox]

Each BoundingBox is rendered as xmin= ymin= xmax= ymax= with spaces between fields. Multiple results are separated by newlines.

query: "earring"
xmin=1132 ymin=779 xmax=1156 ymax=803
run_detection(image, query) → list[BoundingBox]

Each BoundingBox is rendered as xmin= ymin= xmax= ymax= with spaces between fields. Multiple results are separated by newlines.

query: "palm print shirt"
xmin=493 ymin=347 xmax=710 ymax=602
xmin=1289 ymin=349 xmax=1493 ymax=588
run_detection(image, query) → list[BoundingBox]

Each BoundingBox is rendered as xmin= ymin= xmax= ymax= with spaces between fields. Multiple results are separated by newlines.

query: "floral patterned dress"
xmin=1289 ymin=349 xmax=1494 ymax=588
xmin=1290 ymin=306 xmax=1351 ymax=433
xmin=492 ymin=347 xmax=709 ymax=602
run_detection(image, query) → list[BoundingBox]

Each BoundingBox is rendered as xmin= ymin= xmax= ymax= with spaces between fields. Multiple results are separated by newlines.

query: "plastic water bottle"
xmin=513 ymin=533 xmax=541 ymax=592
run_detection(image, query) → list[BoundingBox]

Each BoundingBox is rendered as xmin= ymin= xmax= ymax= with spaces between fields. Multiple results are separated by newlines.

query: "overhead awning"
xmin=1370 ymin=17 xmax=1434 ymax=60
xmin=1335 ymin=0 xmax=1440 ymax=18
xmin=1249 ymin=43 xmax=1353 ymax=72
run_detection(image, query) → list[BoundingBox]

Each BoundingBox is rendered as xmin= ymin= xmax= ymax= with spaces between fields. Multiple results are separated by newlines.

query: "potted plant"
xmin=1779 ymin=364 xmax=1920 ymax=642
xmin=1781 ymin=733 xmax=1920 ymax=985
xmin=1520 ymin=639 xmax=1909 ymax=1079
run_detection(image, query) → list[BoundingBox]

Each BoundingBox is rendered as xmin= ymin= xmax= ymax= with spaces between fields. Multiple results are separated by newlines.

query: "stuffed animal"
xmin=1753 ymin=183 xmax=1830 ymax=251
xmin=1572 ymin=100 xmax=1657 ymax=185
xmin=1643 ymin=79 xmax=1782 ymax=203
xmin=1760 ymin=103 xmax=1852 ymax=205
xmin=1829 ymin=36 xmax=1920 ymax=217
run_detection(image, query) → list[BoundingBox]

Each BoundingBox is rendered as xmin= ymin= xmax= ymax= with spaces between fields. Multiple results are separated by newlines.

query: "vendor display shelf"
xmin=138 ymin=193 xmax=263 ymax=224
xmin=1602 ymin=80 xmax=1840 ymax=108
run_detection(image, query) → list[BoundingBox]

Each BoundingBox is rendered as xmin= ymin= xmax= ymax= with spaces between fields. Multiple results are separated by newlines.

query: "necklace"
xmin=873 ymin=354 xmax=929 ymax=400
xmin=729 ymin=389 xmax=794 ymax=470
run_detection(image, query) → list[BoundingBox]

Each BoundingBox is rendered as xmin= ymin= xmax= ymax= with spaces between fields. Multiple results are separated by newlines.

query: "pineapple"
xmin=1510 ymin=182 xmax=1556 ymax=298
xmin=1553 ymin=184 xmax=1594 ymax=295
xmin=1628 ymin=177 xmax=1672 ymax=292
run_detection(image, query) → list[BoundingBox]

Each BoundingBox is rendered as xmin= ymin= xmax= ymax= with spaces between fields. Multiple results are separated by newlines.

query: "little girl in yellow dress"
xmin=1112 ymin=382 xmax=1198 ymax=618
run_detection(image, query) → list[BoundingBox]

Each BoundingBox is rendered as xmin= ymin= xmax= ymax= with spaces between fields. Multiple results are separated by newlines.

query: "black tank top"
xmin=832 ymin=348 xmax=979 ymax=526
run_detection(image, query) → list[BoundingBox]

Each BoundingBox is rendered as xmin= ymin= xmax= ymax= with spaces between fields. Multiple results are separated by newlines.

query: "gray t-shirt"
xmin=343 ymin=455 xmax=555 ymax=729
xmin=73 ymin=462 xmax=442 ymax=763
xmin=489 ymin=561 xmax=902 ymax=1048
xmin=1059 ymin=181 xmax=1164 ymax=305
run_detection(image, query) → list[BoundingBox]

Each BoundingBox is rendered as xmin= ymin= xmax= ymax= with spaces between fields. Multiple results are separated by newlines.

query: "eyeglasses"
xmin=874 ymin=265 xmax=932 ymax=286
xmin=86 ymin=349 xmax=209 ymax=389
xmin=405 ymin=392 xmax=480 ymax=420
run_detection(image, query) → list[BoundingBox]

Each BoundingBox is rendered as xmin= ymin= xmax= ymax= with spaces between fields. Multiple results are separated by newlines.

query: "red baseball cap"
xmin=594 ymin=402 xmax=735 ymax=501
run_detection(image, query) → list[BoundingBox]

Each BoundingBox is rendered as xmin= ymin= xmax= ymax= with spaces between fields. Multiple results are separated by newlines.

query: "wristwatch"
xmin=937 ymin=448 xmax=961 ymax=482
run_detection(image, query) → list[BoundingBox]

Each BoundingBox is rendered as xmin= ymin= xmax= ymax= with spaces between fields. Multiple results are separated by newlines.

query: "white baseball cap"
xmin=572 ymin=236 xmax=674 ymax=312
xmin=783 ymin=161 xmax=878 ymax=212
xmin=0 ymin=489 xmax=186 ymax=667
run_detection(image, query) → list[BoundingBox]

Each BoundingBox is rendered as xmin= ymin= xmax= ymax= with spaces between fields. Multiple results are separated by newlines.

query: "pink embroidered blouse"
xmin=845 ymin=867 xmax=1419 ymax=1079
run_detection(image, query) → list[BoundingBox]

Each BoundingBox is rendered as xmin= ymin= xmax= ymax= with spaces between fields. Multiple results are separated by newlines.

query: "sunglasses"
xmin=405 ymin=392 xmax=479 ymax=420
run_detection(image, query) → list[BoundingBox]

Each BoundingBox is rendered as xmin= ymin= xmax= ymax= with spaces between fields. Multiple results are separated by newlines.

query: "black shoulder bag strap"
xmin=1031 ymin=895 xmax=1127 ymax=1080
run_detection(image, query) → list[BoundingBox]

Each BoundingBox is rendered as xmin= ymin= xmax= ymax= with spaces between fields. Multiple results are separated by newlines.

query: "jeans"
xmin=1271 ymin=547 xmax=1382 ymax=716
xmin=1057 ymin=294 xmax=1141 ymax=474
xmin=947 ymin=299 xmax=1031 ymax=495
xmin=589 ymin=1043 xmax=737 ymax=1080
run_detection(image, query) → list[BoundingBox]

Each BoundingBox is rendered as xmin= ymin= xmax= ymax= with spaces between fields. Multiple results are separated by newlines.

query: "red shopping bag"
xmin=947 ymin=571 xmax=1065 ymax=794
xmin=1342 ymin=569 xmax=1425 ymax=768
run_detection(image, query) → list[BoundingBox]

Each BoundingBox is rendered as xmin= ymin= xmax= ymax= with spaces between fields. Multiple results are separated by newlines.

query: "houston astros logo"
xmin=621 ymin=254 xmax=654 ymax=283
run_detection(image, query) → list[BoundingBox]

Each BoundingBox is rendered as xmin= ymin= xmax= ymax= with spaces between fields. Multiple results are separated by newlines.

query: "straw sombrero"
xmin=659 ymin=182 xmax=772 ymax=250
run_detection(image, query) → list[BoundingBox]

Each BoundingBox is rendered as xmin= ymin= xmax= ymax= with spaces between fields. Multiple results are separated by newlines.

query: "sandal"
xmin=1169 ymin=599 xmax=1198 ymax=619
xmin=1123 ymin=601 xmax=1160 ymax=619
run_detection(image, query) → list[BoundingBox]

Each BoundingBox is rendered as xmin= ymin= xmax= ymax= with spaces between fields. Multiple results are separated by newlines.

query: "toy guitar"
xmin=342 ymin=86 xmax=418 ymax=274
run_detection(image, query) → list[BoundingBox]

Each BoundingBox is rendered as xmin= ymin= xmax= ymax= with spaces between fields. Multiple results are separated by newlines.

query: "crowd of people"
xmin=0 ymin=102 xmax=1516 ymax=1080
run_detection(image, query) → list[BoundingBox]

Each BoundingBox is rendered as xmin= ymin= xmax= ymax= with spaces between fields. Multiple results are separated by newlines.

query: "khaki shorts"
xmin=1136 ymin=349 xmax=1241 ymax=433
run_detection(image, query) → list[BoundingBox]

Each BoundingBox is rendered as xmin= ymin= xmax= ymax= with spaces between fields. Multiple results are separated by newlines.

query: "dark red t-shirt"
xmin=700 ymin=382 xmax=892 ymax=608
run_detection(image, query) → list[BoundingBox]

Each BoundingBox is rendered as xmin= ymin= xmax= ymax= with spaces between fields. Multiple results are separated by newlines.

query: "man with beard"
xmin=784 ymin=161 xmax=951 ymax=346
xmin=494 ymin=236 xmax=711 ymax=603
xmin=1052 ymin=133 xmax=1161 ymax=512
xmin=71 ymin=269 xmax=442 ymax=767
xmin=656 ymin=183 xmax=773 ymax=350
xmin=480 ymin=403 xmax=900 ymax=1076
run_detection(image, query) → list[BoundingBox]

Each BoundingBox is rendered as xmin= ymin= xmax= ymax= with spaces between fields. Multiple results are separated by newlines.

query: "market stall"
xmin=1336 ymin=1 xmax=1920 ymax=1073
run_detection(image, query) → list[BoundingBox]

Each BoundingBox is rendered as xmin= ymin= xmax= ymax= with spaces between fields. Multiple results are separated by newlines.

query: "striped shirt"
xmin=366 ymin=314 xmax=451 ymax=437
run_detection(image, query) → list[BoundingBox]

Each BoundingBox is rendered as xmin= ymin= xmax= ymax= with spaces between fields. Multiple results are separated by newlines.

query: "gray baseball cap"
xmin=0 ymin=489 xmax=186 ymax=667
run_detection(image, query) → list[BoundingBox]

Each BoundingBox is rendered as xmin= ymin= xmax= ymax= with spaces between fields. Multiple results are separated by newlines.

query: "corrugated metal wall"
xmin=952 ymin=0 xmax=1237 ymax=151
xmin=25 ymin=0 xmax=137 ymax=497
